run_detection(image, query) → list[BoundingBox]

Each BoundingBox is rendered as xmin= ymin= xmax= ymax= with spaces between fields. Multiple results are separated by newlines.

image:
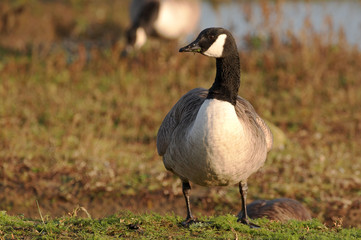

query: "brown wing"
xmin=235 ymin=96 xmax=273 ymax=152
xmin=156 ymin=88 xmax=208 ymax=156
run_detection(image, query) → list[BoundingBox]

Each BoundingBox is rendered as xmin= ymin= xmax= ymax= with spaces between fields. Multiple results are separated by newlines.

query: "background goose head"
xmin=122 ymin=0 xmax=200 ymax=57
xmin=179 ymin=27 xmax=238 ymax=58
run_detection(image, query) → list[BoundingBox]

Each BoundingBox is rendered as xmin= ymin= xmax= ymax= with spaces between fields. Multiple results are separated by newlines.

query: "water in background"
xmin=198 ymin=0 xmax=361 ymax=49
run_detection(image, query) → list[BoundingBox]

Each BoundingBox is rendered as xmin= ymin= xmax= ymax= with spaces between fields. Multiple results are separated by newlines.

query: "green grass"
xmin=1 ymin=211 xmax=360 ymax=239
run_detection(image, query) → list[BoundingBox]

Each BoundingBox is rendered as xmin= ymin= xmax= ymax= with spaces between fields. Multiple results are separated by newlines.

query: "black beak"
xmin=121 ymin=45 xmax=134 ymax=58
xmin=179 ymin=40 xmax=202 ymax=53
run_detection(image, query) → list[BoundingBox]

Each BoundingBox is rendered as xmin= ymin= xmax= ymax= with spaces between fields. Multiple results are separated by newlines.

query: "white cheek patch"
xmin=135 ymin=27 xmax=147 ymax=49
xmin=203 ymin=34 xmax=227 ymax=58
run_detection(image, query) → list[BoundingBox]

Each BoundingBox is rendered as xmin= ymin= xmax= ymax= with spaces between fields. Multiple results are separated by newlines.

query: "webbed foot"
xmin=237 ymin=217 xmax=260 ymax=229
xmin=181 ymin=217 xmax=197 ymax=227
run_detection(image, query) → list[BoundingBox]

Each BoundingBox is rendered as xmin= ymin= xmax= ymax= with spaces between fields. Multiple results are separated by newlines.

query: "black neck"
xmin=207 ymin=53 xmax=240 ymax=105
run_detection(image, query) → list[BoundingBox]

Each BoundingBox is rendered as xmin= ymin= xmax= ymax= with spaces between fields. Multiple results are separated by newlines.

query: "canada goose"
xmin=157 ymin=28 xmax=273 ymax=227
xmin=238 ymin=198 xmax=312 ymax=222
xmin=123 ymin=0 xmax=200 ymax=54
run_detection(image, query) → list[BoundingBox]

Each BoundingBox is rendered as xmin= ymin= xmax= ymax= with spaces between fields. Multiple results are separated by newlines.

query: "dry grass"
xmin=0 ymin=0 xmax=360 ymax=228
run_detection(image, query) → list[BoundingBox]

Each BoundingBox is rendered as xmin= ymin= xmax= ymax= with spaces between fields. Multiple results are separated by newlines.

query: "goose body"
xmin=125 ymin=0 xmax=200 ymax=53
xmin=157 ymin=28 xmax=273 ymax=227
xmin=159 ymin=91 xmax=270 ymax=187
xmin=238 ymin=198 xmax=312 ymax=222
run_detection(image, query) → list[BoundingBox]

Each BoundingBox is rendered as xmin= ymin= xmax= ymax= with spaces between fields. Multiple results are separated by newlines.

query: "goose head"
xmin=179 ymin=27 xmax=237 ymax=58
xmin=122 ymin=27 xmax=147 ymax=56
xmin=179 ymin=28 xmax=241 ymax=105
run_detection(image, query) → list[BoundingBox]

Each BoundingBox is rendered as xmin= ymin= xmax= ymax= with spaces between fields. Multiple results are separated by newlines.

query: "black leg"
xmin=181 ymin=180 xmax=196 ymax=227
xmin=237 ymin=181 xmax=260 ymax=228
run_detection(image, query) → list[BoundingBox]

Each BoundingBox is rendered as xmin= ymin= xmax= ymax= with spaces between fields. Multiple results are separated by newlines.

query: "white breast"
xmin=190 ymin=99 xmax=245 ymax=155
xmin=172 ymin=99 xmax=259 ymax=186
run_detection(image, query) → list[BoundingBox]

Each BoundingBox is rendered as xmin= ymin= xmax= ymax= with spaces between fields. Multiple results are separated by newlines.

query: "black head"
xmin=121 ymin=26 xmax=147 ymax=57
xmin=122 ymin=1 xmax=160 ymax=56
xmin=179 ymin=28 xmax=237 ymax=58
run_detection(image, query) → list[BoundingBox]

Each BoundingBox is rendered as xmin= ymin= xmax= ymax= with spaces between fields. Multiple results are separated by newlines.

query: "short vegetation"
xmin=1 ymin=211 xmax=360 ymax=239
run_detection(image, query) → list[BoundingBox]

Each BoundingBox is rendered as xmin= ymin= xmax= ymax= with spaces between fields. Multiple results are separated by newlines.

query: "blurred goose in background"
xmin=238 ymin=198 xmax=312 ymax=222
xmin=157 ymin=28 xmax=273 ymax=227
xmin=123 ymin=0 xmax=200 ymax=55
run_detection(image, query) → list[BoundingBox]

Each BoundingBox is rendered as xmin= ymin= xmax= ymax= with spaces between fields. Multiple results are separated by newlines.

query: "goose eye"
xmin=209 ymin=35 xmax=215 ymax=40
